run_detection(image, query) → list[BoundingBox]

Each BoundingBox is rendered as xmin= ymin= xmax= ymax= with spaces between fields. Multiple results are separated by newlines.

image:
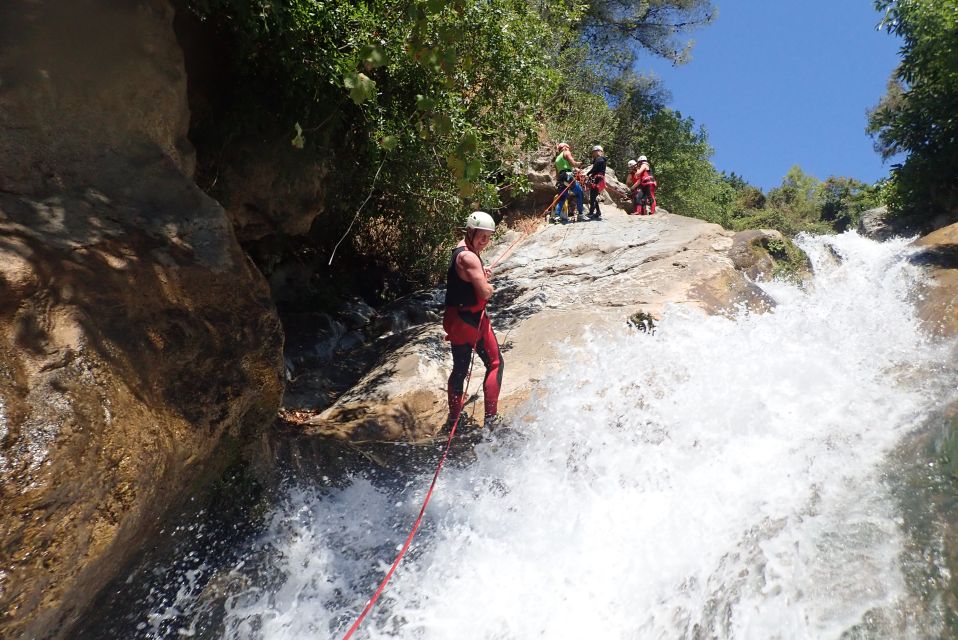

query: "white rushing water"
xmin=172 ymin=233 xmax=957 ymax=639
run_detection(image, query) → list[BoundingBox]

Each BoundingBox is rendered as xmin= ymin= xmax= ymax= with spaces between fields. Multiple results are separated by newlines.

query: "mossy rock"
xmin=730 ymin=229 xmax=811 ymax=283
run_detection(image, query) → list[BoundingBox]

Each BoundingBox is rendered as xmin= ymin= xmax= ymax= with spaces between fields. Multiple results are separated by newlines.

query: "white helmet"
xmin=627 ymin=159 xmax=637 ymax=168
xmin=637 ymin=155 xmax=648 ymax=162
xmin=556 ymin=141 xmax=570 ymax=151
xmin=465 ymin=210 xmax=496 ymax=231
xmin=591 ymin=145 xmax=603 ymax=153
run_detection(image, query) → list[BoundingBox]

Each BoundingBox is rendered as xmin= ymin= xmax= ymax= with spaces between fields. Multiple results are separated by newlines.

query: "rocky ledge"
xmin=911 ymin=222 xmax=958 ymax=338
xmin=285 ymin=186 xmax=797 ymax=445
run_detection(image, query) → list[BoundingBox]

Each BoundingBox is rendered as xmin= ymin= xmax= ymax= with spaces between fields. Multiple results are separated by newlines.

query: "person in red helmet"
xmin=635 ymin=155 xmax=657 ymax=215
xmin=443 ymin=211 xmax=504 ymax=429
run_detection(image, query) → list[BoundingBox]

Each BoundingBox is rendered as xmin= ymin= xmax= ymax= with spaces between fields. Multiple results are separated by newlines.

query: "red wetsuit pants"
xmin=443 ymin=306 xmax=503 ymax=418
xmin=634 ymin=181 xmax=656 ymax=214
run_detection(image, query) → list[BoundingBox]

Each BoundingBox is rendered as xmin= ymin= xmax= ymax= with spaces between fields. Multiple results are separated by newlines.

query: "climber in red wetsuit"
xmin=635 ymin=155 xmax=657 ymax=215
xmin=443 ymin=211 xmax=503 ymax=429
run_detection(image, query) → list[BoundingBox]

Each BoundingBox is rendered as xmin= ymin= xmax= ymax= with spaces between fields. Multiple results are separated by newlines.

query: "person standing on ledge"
xmin=586 ymin=145 xmax=607 ymax=220
xmin=626 ymin=159 xmax=640 ymax=215
xmin=635 ymin=155 xmax=657 ymax=215
xmin=553 ymin=142 xmax=584 ymax=223
xmin=443 ymin=211 xmax=504 ymax=430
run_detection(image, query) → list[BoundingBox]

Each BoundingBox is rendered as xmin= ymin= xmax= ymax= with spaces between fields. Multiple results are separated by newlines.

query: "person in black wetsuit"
xmin=442 ymin=211 xmax=504 ymax=429
xmin=586 ymin=145 xmax=607 ymax=220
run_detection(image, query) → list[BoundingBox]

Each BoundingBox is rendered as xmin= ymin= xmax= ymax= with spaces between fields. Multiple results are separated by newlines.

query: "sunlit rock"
xmin=911 ymin=222 xmax=958 ymax=337
xmin=294 ymin=197 xmax=793 ymax=443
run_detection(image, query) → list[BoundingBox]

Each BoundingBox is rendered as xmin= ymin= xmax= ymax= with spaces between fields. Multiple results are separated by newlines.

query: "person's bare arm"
xmin=457 ymin=250 xmax=493 ymax=301
xmin=563 ymin=148 xmax=579 ymax=168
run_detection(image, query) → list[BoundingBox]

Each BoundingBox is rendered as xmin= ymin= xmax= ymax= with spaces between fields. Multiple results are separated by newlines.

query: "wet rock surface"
xmin=0 ymin=2 xmax=283 ymax=638
xmin=282 ymin=196 xmax=786 ymax=446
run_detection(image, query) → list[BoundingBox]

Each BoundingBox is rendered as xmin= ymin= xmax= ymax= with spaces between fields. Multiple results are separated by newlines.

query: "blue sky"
xmin=635 ymin=1 xmax=903 ymax=192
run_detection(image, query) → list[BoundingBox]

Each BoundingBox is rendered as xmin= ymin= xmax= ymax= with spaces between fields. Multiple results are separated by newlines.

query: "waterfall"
xmin=131 ymin=233 xmax=958 ymax=639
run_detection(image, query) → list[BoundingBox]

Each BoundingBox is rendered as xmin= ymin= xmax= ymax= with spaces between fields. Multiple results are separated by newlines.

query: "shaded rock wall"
xmin=0 ymin=1 xmax=284 ymax=637
xmin=171 ymin=5 xmax=340 ymax=310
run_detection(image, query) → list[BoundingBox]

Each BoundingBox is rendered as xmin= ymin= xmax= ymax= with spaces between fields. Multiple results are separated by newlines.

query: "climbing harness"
xmin=542 ymin=176 xmax=576 ymax=221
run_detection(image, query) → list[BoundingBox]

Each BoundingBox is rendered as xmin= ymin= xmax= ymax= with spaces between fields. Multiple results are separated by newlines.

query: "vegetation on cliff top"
xmin=867 ymin=0 xmax=958 ymax=222
xmin=180 ymin=0 xmax=952 ymax=302
xmin=181 ymin=0 xmax=727 ymax=298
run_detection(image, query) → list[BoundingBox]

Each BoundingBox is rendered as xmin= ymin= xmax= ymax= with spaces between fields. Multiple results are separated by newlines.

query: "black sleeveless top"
xmin=444 ymin=246 xmax=479 ymax=308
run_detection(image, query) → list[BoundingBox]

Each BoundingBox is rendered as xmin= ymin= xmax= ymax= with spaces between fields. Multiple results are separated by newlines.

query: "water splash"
xmin=143 ymin=232 xmax=958 ymax=639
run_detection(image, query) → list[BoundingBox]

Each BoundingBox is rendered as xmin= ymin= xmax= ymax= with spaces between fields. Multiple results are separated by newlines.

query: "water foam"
xmin=175 ymin=233 xmax=958 ymax=639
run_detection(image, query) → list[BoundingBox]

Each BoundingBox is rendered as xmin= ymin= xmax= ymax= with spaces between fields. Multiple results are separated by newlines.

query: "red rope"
xmin=488 ymin=230 xmax=529 ymax=270
xmin=340 ymin=311 xmax=487 ymax=639
xmin=540 ymin=172 xmax=579 ymax=219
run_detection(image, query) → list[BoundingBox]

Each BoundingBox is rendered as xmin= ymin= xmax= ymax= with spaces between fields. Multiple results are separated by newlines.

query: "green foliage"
xmin=638 ymin=109 xmax=734 ymax=224
xmin=184 ymin=0 xmax=737 ymax=304
xmin=734 ymin=185 xmax=766 ymax=212
xmin=869 ymin=0 xmax=958 ymax=218
xmin=722 ymin=167 xmax=884 ymax=236
xmin=558 ymin=74 xmax=734 ymax=225
xmin=766 ymin=165 xmax=822 ymax=226
xmin=186 ymin=0 xmax=560 ymax=292
xmin=764 ymin=236 xmax=811 ymax=281
xmin=580 ymin=0 xmax=716 ymax=72
xmin=819 ymin=176 xmax=885 ymax=231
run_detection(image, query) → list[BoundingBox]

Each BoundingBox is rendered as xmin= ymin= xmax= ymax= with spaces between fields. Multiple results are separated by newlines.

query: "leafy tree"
xmin=819 ymin=176 xmax=884 ymax=231
xmin=723 ymin=168 xmax=883 ymax=235
xmin=722 ymin=172 xmax=750 ymax=192
xmin=183 ymin=0 xmax=732 ymax=301
xmin=185 ymin=0 xmax=561 ymax=294
xmin=766 ymin=165 xmax=822 ymax=225
xmin=868 ymin=0 xmax=958 ymax=218
xmin=579 ymin=0 xmax=716 ymax=72
xmin=637 ymin=108 xmax=733 ymax=224
xmin=734 ymin=187 xmax=767 ymax=213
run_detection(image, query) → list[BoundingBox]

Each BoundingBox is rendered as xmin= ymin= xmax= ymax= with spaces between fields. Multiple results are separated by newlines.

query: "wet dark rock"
xmin=0 ymin=3 xmax=284 ymax=638
xmin=859 ymin=206 xmax=893 ymax=240
xmin=339 ymin=297 xmax=377 ymax=329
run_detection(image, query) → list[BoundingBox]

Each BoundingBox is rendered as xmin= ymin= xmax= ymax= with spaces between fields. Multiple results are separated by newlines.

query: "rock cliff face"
xmin=911 ymin=222 xmax=958 ymax=338
xmin=0 ymin=2 xmax=284 ymax=638
xmin=289 ymin=197 xmax=785 ymax=443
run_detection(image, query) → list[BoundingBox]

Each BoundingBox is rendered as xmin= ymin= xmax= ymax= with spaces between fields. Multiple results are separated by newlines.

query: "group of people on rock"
xmin=552 ymin=141 xmax=657 ymax=223
xmin=439 ymin=141 xmax=660 ymax=433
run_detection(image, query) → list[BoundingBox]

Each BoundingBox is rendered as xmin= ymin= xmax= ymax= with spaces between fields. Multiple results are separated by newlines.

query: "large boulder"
xmin=291 ymin=204 xmax=781 ymax=442
xmin=729 ymin=229 xmax=812 ymax=282
xmin=858 ymin=206 xmax=892 ymax=240
xmin=911 ymin=222 xmax=958 ymax=337
xmin=0 ymin=2 xmax=284 ymax=638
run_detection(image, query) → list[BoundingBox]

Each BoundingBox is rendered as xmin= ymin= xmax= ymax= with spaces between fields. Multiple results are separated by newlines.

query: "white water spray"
xmin=169 ymin=233 xmax=958 ymax=639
